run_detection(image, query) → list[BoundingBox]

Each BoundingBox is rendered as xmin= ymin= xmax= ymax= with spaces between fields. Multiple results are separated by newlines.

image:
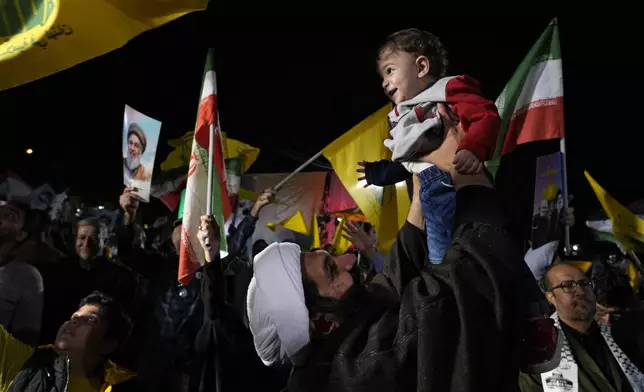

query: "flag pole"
xmin=560 ymin=137 xmax=571 ymax=254
xmin=274 ymin=150 xmax=324 ymax=191
xmin=205 ymin=123 xmax=215 ymax=248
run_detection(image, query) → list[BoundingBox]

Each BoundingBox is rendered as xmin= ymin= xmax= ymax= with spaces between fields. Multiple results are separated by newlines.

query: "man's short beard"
xmin=126 ymin=154 xmax=141 ymax=171
xmin=313 ymin=265 xmax=392 ymax=326
xmin=570 ymin=297 xmax=596 ymax=321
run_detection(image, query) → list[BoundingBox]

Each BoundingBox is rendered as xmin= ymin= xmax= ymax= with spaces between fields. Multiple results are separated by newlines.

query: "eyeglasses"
xmin=550 ymin=279 xmax=594 ymax=293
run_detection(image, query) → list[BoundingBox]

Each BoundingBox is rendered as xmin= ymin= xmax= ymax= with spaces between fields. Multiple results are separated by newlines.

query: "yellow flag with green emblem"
xmin=585 ymin=171 xmax=644 ymax=252
xmin=0 ymin=0 xmax=207 ymax=91
xmin=161 ymin=131 xmax=259 ymax=173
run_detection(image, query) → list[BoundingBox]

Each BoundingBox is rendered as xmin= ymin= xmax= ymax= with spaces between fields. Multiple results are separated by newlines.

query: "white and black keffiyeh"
xmin=551 ymin=313 xmax=644 ymax=391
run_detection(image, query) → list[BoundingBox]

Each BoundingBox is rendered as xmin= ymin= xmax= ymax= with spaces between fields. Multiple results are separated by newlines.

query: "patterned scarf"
xmin=551 ymin=312 xmax=644 ymax=391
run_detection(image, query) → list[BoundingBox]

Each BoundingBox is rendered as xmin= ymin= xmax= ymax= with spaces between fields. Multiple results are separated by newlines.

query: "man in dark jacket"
xmin=189 ymin=228 xmax=290 ymax=392
xmin=117 ymin=186 xmax=274 ymax=391
xmin=0 ymin=291 xmax=136 ymax=391
xmin=247 ymin=156 xmax=526 ymax=390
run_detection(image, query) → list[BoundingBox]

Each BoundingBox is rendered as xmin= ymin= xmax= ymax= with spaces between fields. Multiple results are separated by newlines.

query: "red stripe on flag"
xmin=193 ymin=94 xmax=232 ymax=220
xmin=502 ymin=97 xmax=564 ymax=155
xmin=178 ymin=229 xmax=200 ymax=285
xmin=195 ymin=95 xmax=218 ymax=149
xmin=213 ymin=130 xmax=232 ymax=220
xmin=159 ymin=180 xmax=187 ymax=211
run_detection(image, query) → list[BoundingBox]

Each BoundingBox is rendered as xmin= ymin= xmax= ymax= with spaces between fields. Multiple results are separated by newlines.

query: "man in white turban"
xmin=247 ymin=241 xmax=363 ymax=367
xmin=246 ymin=104 xmax=536 ymax=392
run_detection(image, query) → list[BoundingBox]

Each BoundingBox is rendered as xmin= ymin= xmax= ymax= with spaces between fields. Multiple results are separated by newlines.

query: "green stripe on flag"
xmin=487 ymin=19 xmax=561 ymax=176
xmin=210 ymin=143 xmax=228 ymax=256
xmin=177 ymin=188 xmax=187 ymax=220
xmin=590 ymin=227 xmax=644 ymax=253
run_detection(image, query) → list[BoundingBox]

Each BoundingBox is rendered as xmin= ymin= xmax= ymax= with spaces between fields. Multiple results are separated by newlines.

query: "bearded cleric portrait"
xmin=124 ymin=124 xmax=150 ymax=182
xmin=122 ymin=105 xmax=161 ymax=202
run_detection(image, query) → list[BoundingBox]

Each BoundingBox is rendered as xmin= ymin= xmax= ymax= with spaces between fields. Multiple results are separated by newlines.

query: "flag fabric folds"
xmin=585 ymin=171 xmax=644 ymax=254
xmin=161 ymin=132 xmax=259 ymax=174
xmin=156 ymin=135 xmax=259 ymax=211
xmin=488 ymin=19 xmax=564 ymax=173
xmin=266 ymin=209 xmax=309 ymax=235
xmin=310 ymin=210 xmax=320 ymax=249
xmin=331 ymin=218 xmax=352 ymax=255
xmin=178 ymin=49 xmax=231 ymax=285
xmin=245 ymin=172 xmax=326 ymax=246
xmin=322 ymin=105 xmax=410 ymax=253
xmin=0 ymin=0 xmax=207 ymax=91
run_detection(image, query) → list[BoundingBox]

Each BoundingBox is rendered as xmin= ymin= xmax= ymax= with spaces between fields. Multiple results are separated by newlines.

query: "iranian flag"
xmin=178 ymin=49 xmax=232 ymax=285
xmin=488 ymin=19 xmax=564 ymax=170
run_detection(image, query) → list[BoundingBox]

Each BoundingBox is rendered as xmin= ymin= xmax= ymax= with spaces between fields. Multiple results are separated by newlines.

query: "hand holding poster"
xmin=122 ymin=105 xmax=161 ymax=201
xmin=531 ymin=152 xmax=565 ymax=249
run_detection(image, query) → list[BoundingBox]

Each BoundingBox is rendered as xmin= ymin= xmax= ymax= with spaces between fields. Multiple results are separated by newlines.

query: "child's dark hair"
xmin=79 ymin=291 xmax=132 ymax=349
xmin=378 ymin=28 xmax=449 ymax=79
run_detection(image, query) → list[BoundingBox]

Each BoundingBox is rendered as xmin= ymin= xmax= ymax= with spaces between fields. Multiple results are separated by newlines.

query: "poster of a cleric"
xmin=122 ymin=105 xmax=161 ymax=202
xmin=531 ymin=152 xmax=565 ymax=249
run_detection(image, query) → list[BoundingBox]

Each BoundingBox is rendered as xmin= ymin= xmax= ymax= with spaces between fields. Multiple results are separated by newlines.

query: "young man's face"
xmin=55 ymin=304 xmax=114 ymax=358
xmin=378 ymin=49 xmax=429 ymax=104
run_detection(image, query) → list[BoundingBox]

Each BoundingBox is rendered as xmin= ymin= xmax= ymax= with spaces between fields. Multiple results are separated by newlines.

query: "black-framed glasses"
xmin=551 ymin=279 xmax=594 ymax=293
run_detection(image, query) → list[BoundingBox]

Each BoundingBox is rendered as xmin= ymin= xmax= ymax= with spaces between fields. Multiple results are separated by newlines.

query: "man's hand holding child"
xmin=453 ymin=149 xmax=484 ymax=175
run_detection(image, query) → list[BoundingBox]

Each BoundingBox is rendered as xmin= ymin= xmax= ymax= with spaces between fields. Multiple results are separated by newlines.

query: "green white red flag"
xmin=178 ymin=49 xmax=232 ymax=285
xmin=488 ymin=19 xmax=564 ymax=172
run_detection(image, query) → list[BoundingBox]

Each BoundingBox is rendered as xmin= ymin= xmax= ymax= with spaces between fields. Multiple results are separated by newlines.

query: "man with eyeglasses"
xmin=519 ymin=264 xmax=644 ymax=392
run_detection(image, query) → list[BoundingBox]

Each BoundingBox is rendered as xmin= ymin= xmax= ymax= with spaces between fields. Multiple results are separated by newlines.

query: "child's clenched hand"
xmin=453 ymin=149 xmax=483 ymax=174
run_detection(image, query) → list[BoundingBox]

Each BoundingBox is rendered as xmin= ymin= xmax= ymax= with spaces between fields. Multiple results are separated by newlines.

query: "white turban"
xmin=246 ymin=242 xmax=310 ymax=367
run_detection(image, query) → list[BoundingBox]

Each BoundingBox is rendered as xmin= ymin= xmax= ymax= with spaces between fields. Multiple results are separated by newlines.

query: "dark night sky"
xmin=0 ymin=10 xmax=641 ymax=243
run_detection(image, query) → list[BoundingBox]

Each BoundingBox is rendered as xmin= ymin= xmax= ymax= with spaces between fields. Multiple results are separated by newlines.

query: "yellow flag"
xmin=267 ymin=209 xmax=309 ymax=235
xmin=311 ymin=210 xmax=320 ymax=249
xmin=0 ymin=0 xmax=207 ymax=91
xmin=322 ymin=105 xmax=410 ymax=253
xmin=161 ymin=131 xmax=259 ymax=173
xmin=227 ymin=137 xmax=260 ymax=174
xmin=239 ymin=188 xmax=260 ymax=202
xmin=628 ymin=262 xmax=639 ymax=288
xmin=331 ymin=218 xmax=352 ymax=255
xmin=585 ymin=171 xmax=644 ymax=252
xmin=161 ymin=132 xmax=194 ymax=171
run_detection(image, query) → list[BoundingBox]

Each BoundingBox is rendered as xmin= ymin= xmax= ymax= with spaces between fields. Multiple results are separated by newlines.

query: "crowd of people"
xmin=0 ymin=28 xmax=643 ymax=392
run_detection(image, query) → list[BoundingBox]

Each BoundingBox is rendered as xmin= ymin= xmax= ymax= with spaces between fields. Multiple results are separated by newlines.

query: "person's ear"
xmin=309 ymin=312 xmax=340 ymax=339
xmin=545 ymin=290 xmax=556 ymax=306
xmin=415 ymin=56 xmax=431 ymax=79
xmin=99 ymin=338 xmax=118 ymax=356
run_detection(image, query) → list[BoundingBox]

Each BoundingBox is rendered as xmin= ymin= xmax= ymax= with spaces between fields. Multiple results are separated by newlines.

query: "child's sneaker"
xmin=520 ymin=316 xmax=562 ymax=374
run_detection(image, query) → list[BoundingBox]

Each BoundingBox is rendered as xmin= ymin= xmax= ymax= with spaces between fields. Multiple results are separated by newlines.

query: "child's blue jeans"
xmin=418 ymin=165 xmax=456 ymax=264
xmin=418 ymin=165 xmax=547 ymax=310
